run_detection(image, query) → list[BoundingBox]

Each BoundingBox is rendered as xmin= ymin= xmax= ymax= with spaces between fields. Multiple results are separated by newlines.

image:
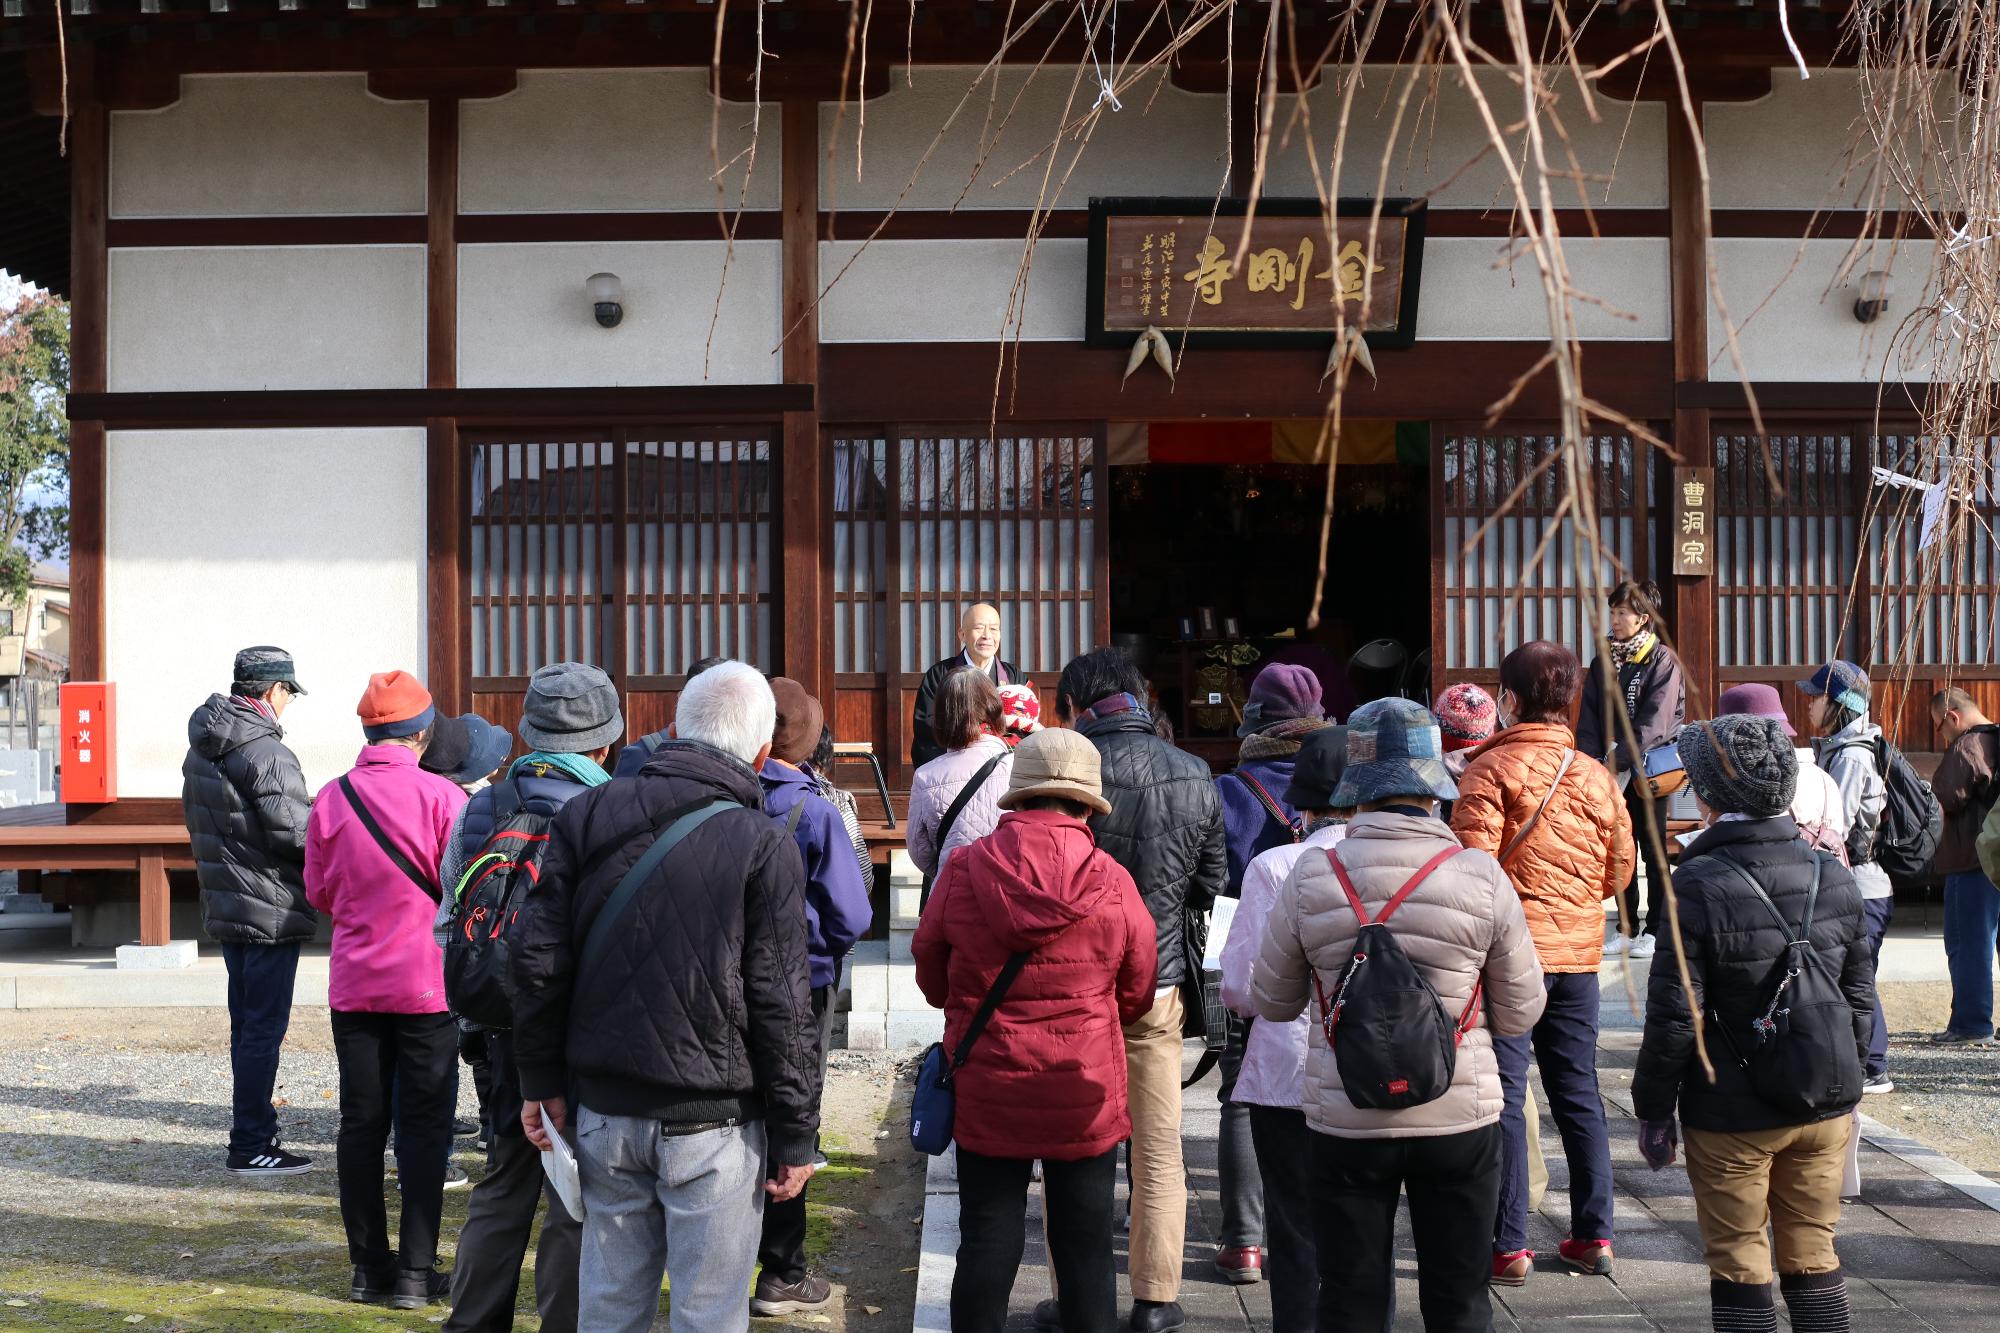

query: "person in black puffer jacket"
xmin=180 ymin=645 xmax=316 ymax=1177
xmin=1055 ymin=647 xmax=1226 ymax=1333
xmin=1632 ymin=715 xmax=1873 ymax=1333
xmin=511 ymin=661 xmax=820 ymax=1333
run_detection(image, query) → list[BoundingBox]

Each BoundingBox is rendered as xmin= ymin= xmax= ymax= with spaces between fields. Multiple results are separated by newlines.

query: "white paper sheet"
xmin=1204 ymin=896 xmax=1238 ymax=972
xmin=539 ymin=1104 xmax=586 ymax=1222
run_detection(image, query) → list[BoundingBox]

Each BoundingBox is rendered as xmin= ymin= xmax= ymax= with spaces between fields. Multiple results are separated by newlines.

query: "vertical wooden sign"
xmin=1673 ymin=466 xmax=1715 ymax=577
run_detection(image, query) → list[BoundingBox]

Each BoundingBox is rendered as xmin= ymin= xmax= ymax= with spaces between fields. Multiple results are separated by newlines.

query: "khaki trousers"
xmin=1523 ymin=1080 xmax=1548 ymax=1212
xmin=1683 ymin=1118 xmax=1848 ymax=1286
xmin=1124 ymin=990 xmax=1187 ymax=1303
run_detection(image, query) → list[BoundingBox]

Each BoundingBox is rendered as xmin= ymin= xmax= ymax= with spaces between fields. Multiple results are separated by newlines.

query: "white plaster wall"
xmin=461 ymin=71 xmax=777 ymax=213
xmin=1415 ymin=237 xmax=1670 ymax=341
xmin=821 ymin=66 xmax=1229 ymax=210
xmin=457 ymin=241 xmax=781 ymax=385
xmin=1709 ymin=237 xmax=1939 ymax=382
xmin=112 ymin=74 xmax=426 ymax=218
xmin=1263 ymin=67 xmax=1667 ymax=208
xmin=108 ymin=246 xmax=426 ymax=392
xmin=1707 ymin=70 xmax=1872 ymax=210
xmin=817 ymin=239 xmax=1085 ymax=343
xmin=105 ymin=429 xmax=426 ymax=798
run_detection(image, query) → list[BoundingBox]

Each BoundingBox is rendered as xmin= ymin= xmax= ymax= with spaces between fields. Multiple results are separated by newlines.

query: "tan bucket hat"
xmin=998 ymin=727 xmax=1113 ymax=816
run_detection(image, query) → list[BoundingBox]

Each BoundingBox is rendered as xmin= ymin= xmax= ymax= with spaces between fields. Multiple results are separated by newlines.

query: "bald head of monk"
xmin=958 ymin=603 xmax=1002 ymax=670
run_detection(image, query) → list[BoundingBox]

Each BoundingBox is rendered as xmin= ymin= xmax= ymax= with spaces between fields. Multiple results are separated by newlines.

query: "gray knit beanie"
xmin=1676 ymin=715 xmax=1797 ymax=818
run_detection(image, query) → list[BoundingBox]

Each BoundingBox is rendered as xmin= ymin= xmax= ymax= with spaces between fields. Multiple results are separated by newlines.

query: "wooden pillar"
xmin=69 ymin=103 xmax=110 ymax=686
xmin=1667 ymin=102 xmax=1716 ymax=714
xmin=425 ymin=101 xmax=465 ymax=714
xmin=137 ymin=849 xmax=170 ymax=948
xmin=780 ymin=97 xmax=826 ymax=700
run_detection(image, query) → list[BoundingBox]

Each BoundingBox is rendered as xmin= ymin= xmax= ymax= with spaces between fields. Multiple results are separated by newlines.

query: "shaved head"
xmin=959 ymin=603 xmax=1002 ymax=665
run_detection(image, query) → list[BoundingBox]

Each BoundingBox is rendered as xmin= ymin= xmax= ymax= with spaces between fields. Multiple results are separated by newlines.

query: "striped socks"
xmin=1781 ymin=1269 xmax=1852 ymax=1333
xmin=1710 ymin=1278 xmax=1777 ymax=1333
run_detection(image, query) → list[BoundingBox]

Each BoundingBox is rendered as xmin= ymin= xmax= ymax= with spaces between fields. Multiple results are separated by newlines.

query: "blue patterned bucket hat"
xmin=1330 ymin=697 xmax=1460 ymax=808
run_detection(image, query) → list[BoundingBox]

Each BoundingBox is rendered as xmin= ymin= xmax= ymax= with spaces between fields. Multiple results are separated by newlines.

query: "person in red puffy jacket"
xmin=913 ymin=727 xmax=1159 ymax=1333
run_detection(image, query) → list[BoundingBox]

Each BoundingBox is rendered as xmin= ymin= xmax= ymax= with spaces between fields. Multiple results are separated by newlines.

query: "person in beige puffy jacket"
xmin=1253 ymin=698 xmax=1546 ymax=1333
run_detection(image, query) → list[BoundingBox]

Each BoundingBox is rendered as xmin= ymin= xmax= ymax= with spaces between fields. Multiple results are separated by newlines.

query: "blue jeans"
xmin=1944 ymin=869 xmax=2000 ymax=1039
xmin=220 ymin=941 xmax=301 ymax=1157
xmin=575 ymin=1111 xmax=767 ymax=1333
xmin=1862 ymin=896 xmax=1894 ymax=1076
xmin=1494 ymin=972 xmax=1615 ymax=1253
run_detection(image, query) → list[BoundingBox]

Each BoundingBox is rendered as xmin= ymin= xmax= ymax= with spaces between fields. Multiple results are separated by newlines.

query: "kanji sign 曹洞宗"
xmin=1673 ymin=466 xmax=1715 ymax=577
xmin=1087 ymin=197 xmax=1425 ymax=348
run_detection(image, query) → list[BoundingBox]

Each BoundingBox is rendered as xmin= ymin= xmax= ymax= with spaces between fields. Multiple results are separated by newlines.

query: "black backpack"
xmin=1706 ymin=853 xmax=1864 ymax=1119
xmin=1312 ymin=846 xmax=1482 ymax=1111
xmin=1837 ymin=734 xmax=1942 ymax=883
xmin=443 ymin=783 xmax=556 ymax=1030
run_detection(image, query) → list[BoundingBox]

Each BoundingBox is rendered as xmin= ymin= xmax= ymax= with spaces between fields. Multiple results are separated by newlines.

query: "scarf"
xmin=1303 ymin=814 xmax=1345 ymax=838
xmin=1238 ymin=715 xmax=1332 ymax=763
xmin=1077 ymin=692 xmax=1150 ymax=727
xmin=230 ymin=694 xmax=277 ymax=725
xmin=508 ymin=750 xmax=610 ymax=788
xmin=1609 ymin=629 xmax=1658 ymax=718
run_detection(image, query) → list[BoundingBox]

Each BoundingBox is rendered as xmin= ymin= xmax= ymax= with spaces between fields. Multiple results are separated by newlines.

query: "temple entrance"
xmin=1105 ymin=420 xmax=1432 ymax=769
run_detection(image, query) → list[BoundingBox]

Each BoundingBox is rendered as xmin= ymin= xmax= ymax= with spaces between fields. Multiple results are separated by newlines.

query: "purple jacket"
xmin=1216 ymin=756 xmax=1302 ymax=894
xmin=761 ymin=760 xmax=874 ymax=988
xmin=306 ymin=745 xmax=468 ymax=1014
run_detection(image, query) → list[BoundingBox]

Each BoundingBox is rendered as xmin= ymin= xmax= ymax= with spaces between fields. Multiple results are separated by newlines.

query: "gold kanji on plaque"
xmin=1182 ymin=235 xmax=1237 ymax=305
xmin=1672 ymin=466 xmax=1715 ymax=577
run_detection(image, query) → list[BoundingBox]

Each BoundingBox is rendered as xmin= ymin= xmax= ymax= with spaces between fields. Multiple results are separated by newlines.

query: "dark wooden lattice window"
xmin=1714 ymin=427 xmax=1864 ymax=669
xmin=466 ymin=429 xmax=774 ymax=716
xmin=1436 ymin=426 xmax=1653 ymax=675
xmin=1869 ymin=433 xmax=2000 ymax=667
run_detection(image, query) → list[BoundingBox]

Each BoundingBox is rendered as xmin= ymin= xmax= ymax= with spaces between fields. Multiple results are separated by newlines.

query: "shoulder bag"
xmin=919 ymin=752 xmax=1006 ymax=912
xmin=911 ymin=950 xmax=1030 ymax=1154
xmin=573 ymin=797 xmax=745 ymax=988
xmin=339 ymin=774 xmax=441 ymax=903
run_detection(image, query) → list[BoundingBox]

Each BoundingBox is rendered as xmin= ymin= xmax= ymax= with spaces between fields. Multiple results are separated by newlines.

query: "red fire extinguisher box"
xmin=61 ymin=681 xmax=117 ymax=804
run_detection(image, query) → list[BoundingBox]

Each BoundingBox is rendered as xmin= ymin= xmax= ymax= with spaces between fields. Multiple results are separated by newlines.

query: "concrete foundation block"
xmin=891 ymin=881 xmax=923 ymax=921
xmin=0 ymin=977 xmax=15 ymax=1009
xmin=890 ymin=928 xmax=914 ymax=963
xmin=888 ymin=965 xmax=929 ymax=1012
xmin=844 ymin=1013 xmax=887 ymax=1051
xmin=886 ymin=1008 xmax=945 ymax=1048
xmin=115 ymin=940 xmax=200 ymax=970
xmin=848 ymin=962 xmax=889 ymax=1015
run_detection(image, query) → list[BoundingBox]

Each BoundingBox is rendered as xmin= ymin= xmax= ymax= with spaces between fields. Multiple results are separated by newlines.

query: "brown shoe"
xmin=1491 ymin=1250 xmax=1533 ymax=1287
xmin=1214 ymin=1245 xmax=1263 ymax=1284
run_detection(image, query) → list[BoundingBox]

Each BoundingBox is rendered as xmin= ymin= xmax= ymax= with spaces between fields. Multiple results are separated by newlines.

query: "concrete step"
xmin=0 ymin=893 xmax=54 ymax=913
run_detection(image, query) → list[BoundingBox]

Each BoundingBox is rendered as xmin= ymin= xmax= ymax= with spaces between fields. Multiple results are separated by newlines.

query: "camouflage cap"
xmin=233 ymin=645 xmax=305 ymax=695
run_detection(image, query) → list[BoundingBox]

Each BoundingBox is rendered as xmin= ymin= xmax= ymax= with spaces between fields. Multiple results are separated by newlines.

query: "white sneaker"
xmin=1602 ymin=933 xmax=1629 ymax=958
xmin=1628 ymin=933 xmax=1657 ymax=959
xmin=1863 ymin=1074 xmax=1894 ymax=1095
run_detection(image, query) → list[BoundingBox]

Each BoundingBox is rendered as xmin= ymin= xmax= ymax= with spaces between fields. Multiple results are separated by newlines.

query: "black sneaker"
xmin=226 ymin=1143 xmax=313 ymax=1177
xmin=751 ymin=1271 xmax=832 ymax=1316
xmin=349 ymin=1264 xmax=396 ymax=1304
xmin=453 ymin=1117 xmax=480 ymax=1137
xmin=1130 ymin=1301 xmax=1187 ymax=1333
xmin=390 ymin=1267 xmax=450 ymax=1311
xmin=1034 ymin=1298 xmax=1062 ymax=1329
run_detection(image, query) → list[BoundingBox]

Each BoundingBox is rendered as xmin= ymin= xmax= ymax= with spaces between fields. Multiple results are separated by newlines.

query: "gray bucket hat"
xmin=1330 ymin=697 xmax=1459 ymax=808
xmin=519 ymin=662 xmax=624 ymax=754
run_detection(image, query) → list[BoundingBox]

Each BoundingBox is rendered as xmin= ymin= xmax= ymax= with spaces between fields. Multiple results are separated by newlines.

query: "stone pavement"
xmin=916 ymin=989 xmax=2000 ymax=1331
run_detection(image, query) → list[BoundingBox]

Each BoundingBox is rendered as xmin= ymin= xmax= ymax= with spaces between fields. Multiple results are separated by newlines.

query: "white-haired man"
xmin=512 ymin=661 xmax=821 ymax=1333
xmin=910 ymin=602 xmax=1020 ymax=768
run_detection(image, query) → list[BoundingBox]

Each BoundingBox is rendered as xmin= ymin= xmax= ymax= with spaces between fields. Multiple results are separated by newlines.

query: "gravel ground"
xmin=1865 ymin=980 xmax=2000 ymax=1180
xmin=0 ymin=1009 xmax=921 ymax=1332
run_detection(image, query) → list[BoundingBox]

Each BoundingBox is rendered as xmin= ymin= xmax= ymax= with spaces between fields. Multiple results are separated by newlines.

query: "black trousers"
xmin=1309 ymin=1123 xmax=1502 ymax=1333
xmin=443 ymin=1032 xmax=580 ymax=1333
xmin=758 ymin=979 xmax=836 ymax=1283
xmin=1249 ymin=1106 xmax=1318 ymax=1333
xmin=220 ymin=941 xmax=301 ymax=1157
xmin=1617 ymin=781 xmax=1671 ymax=938
xmin=331 ymin=1009 xmax=458 ymax=1271
xmin=953 ymin=1146 xmax=1119 ymax=1333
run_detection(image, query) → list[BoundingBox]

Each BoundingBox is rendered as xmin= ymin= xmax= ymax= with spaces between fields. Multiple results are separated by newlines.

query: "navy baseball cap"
xmin=1796 ymin=660 xmax=1869 ymax=700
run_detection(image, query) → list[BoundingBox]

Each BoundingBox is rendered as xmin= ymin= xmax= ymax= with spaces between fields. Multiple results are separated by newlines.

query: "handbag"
xmin=910 ymin=950 xmax=1030 ymax=1155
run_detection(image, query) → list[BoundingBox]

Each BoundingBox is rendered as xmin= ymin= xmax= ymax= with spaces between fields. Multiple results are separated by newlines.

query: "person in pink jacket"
xmin=306 ymin=670 xmax=469 ymax=1312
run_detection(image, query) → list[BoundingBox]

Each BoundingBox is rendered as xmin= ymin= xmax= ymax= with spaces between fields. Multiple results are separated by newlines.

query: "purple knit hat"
xmin=1433 ymin=683 xmax=1498 ymax=753
xmin=1237 ymin=662 xmax=1326 ymax=738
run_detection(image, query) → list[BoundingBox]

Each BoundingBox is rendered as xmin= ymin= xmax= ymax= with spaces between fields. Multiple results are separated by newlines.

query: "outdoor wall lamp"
xmin=586 ymin=272 xmax=625 ymax=328
xmin=1853 ymin=269 xmax=1893 ymax=324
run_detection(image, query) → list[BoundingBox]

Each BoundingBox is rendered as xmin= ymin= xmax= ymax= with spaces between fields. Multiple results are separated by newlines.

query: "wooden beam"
xmin=427 ymin=99 xmax=458 ymax=391
xmin=780 ymin=96 xmax=827 ymax=700
xmin=369 ymin=67 xmax=518 ymax=102
xmin=426 ymin=418 xmax=465 ymax=716
xmin=1668 ymin=100 xmax=1717 ymax=713
xmin=67 ymin=384 xmax=815 ymax=429
xmin=137 ymin=848 xmax=170 ymax=947
xmin=69 ymin=103 xmax=109 ymax=687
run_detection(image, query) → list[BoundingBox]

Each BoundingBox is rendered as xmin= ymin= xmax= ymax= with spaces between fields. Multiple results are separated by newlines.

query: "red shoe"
xmin=1490 ymin=1250 xmax=1533 ymax=1287
xmin=1559 ymin=1239 xmax=1614 ymax=1276
xmin=1214 ymin=1246 xmax=1263 ymax=1285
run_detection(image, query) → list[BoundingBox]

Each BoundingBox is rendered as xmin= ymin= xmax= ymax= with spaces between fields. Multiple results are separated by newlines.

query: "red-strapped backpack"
xmin=443 ymin=783 xmax=554 ymax=1030
xmin=1312 ymin=846 xmax=1483 ymax=1110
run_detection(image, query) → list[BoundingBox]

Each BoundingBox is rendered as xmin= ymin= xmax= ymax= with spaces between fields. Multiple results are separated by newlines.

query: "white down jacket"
xmin=1251 ymin=810 xmax=1546 ymax=1139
